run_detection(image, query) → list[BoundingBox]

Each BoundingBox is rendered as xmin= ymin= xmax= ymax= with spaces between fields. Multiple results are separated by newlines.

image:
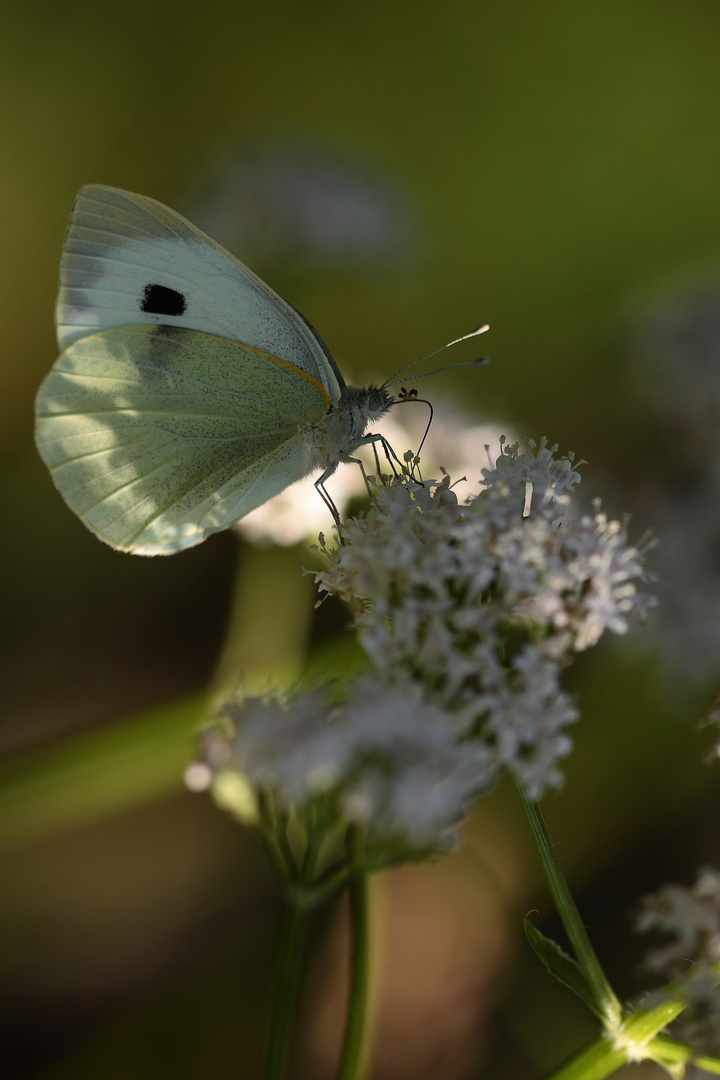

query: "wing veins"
xmin=125 ymin=436 xmax=302 ymax=542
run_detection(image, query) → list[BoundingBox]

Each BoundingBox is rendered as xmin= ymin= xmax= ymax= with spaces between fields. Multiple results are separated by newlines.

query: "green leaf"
xmin=524 ymin=917 xmax=605 ymax=1020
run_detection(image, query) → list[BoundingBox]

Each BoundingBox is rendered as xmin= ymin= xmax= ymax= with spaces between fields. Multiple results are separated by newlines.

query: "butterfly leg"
xmin=343 ymin=453 xmax=375 ymax=501
xmin=360 ymin=432 xmax=403 ymax=478
xmin=314 ymin=454 xmax=375 ymax=530
xmin=314 ymin=448 xmax=385 ymax=534
xmin=314 ymin=465 xmax=343 ymax=530
xmin=314 ymin=435 xmax=405 ymax=534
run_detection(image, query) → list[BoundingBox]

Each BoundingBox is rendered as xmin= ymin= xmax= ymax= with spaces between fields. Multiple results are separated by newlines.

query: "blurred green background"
xmin=3 ymin=2 xmax=720 ymax=1077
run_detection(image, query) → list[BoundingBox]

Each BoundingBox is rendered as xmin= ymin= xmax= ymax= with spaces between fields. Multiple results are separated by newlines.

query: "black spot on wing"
xmin=141 ymin=283 xmax=187 ymax=317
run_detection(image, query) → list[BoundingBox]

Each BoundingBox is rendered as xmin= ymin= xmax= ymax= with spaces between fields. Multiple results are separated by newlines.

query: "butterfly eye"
xmin=366 ymin=386 xmax=393 ymax=418
xmin=141 ymin=283 xmax=187 ymax=317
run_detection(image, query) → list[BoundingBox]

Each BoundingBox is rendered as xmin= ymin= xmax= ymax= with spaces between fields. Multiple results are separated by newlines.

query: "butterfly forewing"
xmin=35 ymin=325 xmax=330 ymax=553
xmin=56 ymin=185 xmax=342 ymax=401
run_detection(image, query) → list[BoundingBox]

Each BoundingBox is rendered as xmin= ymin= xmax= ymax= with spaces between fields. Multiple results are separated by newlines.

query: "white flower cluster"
xmin=193 ymin=438 xmax=653 ymax=862
xmin=635 ymin=867 xmax=720 ymax=1053
xmin=199 ymin=676 xmax=489 ymax=853
xmin=316 ymin=439 xmax=654 ymax=799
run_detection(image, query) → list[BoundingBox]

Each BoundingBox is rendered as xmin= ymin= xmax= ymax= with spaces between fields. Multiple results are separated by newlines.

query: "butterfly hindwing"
xmin=35 ymin=324 xmax=330 ymax=554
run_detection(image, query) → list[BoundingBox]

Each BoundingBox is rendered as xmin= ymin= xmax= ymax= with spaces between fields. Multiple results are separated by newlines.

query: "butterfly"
xmin=34 ymin=185 xmax=394 ymax=555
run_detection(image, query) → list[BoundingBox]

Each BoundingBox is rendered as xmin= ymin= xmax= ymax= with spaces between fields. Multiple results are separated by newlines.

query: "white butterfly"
xmin=34 ymin=185 xmax=393 ymax=555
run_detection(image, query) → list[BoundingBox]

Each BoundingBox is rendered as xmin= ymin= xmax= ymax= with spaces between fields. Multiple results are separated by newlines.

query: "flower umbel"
xmin=316 ymin=438 xmax=654 ymax=800
xmin=195 ymin=675 xmax=487 ymax=863
xmin=192 ymin=437 xmax=653 ymax=869
xmin=635 ymin=867 xmax=720 ymax=1054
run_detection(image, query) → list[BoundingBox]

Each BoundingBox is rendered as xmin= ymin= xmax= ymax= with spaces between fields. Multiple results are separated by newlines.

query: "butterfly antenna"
xmin=383 ymin=324 xmax=490 ymax=389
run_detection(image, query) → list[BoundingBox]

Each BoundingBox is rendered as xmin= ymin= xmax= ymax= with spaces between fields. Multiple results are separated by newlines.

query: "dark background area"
xmin=3 ymin=3 xmax=720 ymax=1077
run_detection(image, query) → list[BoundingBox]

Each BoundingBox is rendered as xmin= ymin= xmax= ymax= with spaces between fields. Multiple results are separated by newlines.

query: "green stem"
xmin=649 ymin=1034 xmax=720 ymax=1075
xmin=285 ymin=866 xmax=352 ymax=910
xmin=514 ymin=776 xmax=623 ymax=1031
xmin=264 ymin=898 xmax=313 ymax=1080
xmin=264 ymin=828 xmax=323 ymax=1080
xmin=541 ymin=1033 xmax=628 ymax=1080
xmin=543 ymin=995 xmax=687 ymax=1080
xmin=541 ymin=960 xmax=720 ymax=1077
xmin=337 ymin=827 xmax=371 ymax=1080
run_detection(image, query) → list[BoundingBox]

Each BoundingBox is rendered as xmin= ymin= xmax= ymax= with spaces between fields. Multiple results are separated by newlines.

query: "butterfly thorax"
xmin=303 ymin=384 xmax=393 ymax=470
